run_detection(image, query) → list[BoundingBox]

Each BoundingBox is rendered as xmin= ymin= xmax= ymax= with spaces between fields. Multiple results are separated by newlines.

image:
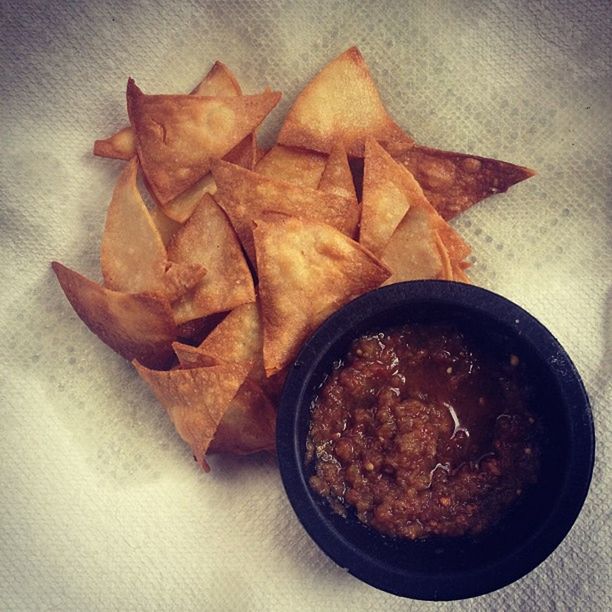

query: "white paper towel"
xmin=1 ymin=0 xmax=610 ymax=609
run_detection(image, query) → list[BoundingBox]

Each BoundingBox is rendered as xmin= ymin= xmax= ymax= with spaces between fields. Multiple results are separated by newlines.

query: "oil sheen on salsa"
xmin=306 ymin=322 xmax=540 ymax=539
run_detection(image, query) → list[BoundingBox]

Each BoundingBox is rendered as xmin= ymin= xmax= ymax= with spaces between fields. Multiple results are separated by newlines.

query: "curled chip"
xmin=94 ymin=61 xmax=246 ymax=161
xmin=254 ymin=212 xmax=391 ymax=376
xmin=100 ymin=158 xmax=205 ymax=299
xmin=52 ymin=262 xmax=177 ymax=369
xmin=133 ymin=360 xmax=250 ymax=470
xmin=127 ymin=79 xmax=281 ymax=204
xmin=387 ymin=142 xmax=535 ymax=220
xmin=212 ymin=159 xmax=360 ymax=263
xmin=167 ymin=194 xmax=255 ymax=324
xmin=277 ymin=47 xmax=411 ymax=156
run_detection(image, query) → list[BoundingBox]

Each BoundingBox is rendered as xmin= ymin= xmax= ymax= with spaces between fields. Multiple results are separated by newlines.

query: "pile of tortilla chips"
xmin=53 ymin=48 xmax=534 ymax=471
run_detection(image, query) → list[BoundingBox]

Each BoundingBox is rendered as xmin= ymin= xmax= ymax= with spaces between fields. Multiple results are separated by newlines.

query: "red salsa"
xmin=306 ymin=322 xmax=540 ymax=539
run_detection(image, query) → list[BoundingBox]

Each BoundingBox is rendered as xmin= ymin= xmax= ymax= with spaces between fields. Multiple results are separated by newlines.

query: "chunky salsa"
xmin=306 ymin=322 xmax=540 ymax=539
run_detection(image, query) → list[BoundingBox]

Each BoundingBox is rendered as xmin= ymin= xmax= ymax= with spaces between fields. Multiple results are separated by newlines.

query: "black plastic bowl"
xmin=276 ymin=281 xmax=594 ymax=601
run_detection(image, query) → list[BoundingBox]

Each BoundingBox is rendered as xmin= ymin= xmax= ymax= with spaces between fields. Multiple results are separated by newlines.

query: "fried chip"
xmin=160 ymin=173 xmax=217 ymax=224
xmin=222 ymin=132 xmax=258 ymax=170
xmin=208 ymin=380 xmax=276 ymax=455
xmin=94 ymin=61 xmax=244 ymax=160
xmin=317 ymin=143 xmax=357 ymax=203
xmin=172 ymin=342 xmax=220 ymax=368
xmin=133 ymin=360 xmax=250 ymax=470
xmin=254 ymin=213 xmax=391 ymax=375
xmin=360 ymin=137 xmax=413 ymax=256
xmin=452 ymin=260 xmax=471 ymax=283
xmin=197 ymin=302 xmax=265 ymax=383
xmin=167 ymin=194 xmax=255 ymax=324
xmin=212 ymin=159 xmax=360 ymax=263
xmin=254 ymin=144 xmax=326 ymax=188
xmin=388 ymin=142 xmax=535 ymax=220
xmin=52 ymin=262 xmax=176 ymax=369
xmin=127 ymin=79 xmax=281 ymax=204
xmin=277 ymin=47 xmax=411 ymax=156
xmin=100 ymin=158 xmax=205 ymax=300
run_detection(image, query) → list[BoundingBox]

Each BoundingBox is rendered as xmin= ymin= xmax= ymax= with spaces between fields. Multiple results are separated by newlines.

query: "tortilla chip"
xmin=211 ymin=159 xmax=360 ymax=263
xmin=360 ymin=137 xmax=413 ymax=256
xmin=435 ymin=233 xmax=453 ymax=281
xmin=208 ymin=380 xmax=276 ymax=455
xmin=191 ymin=61 xmax=242 ymax=97
xmin=150 ymin=204 xmax=182 ymax=246
xmin=388 ymin=143 xmax=535 ymax=220
xmin=277 ymin=47 xmax=411 ymax=157
xmin=223 ymin=132 xmax=258 ymax=170
xmin=254 ymin=145 xmax=326 ymax=188
xmin=254 ymin=213 xmax=391 ymax=375
xmin=100 ymin=158 xmax=205 ymax=299
xmin=94 ymin=62 xmax=243 ymax=160
xmin=127 ymin=79 xmax=281 ymax=204
xmin=93 ymin=126 xmax=135 ymax=160
xmin=52 ymin=262 xmax=176 ymax=369
xmin=133 ymin=360 xmax=250 ymax=470
xmin=318 ymin=143 xmax=357 ymax=203
xmin=176 ymin=311 xmax=227 ymax=344
xmin=381 ymin=205 xmax=445 ymax=284
xmin=167 ymin=194 xmax=255 ymax=324
xmin=197 ymin=302 xmax=265 ymax=383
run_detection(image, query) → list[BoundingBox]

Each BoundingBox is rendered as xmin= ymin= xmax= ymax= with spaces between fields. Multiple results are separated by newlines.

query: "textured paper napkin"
xmin=1 ymin=0 xmax=610 ymax=610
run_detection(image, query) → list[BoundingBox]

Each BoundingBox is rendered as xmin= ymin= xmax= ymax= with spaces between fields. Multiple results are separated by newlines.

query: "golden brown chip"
xmin=254 ymin=213 xmax=391 ymax=376
xmin=381 ymin=205 xmax=445 ymax=284
xmin=197 ymin=302 xmax=265 ymax=383
xmin=317 ymin=142 xmax=357 ymax=203
xmin=52 ymin=262 xmax=176 ymax=369
xmin=133 ymin=360 xmax=250 ymax=470
xmin=277 ymin=47 xmax=411 ymax=156
xmin=167 ymin=194 xmax=255 ymax=324
xmin=222 ymin=132 xmax=258 ymax=170
xmin=94 ymin=62 xmax=243 ymax=160
xmin=93 ymin=126 xmax=135 ymax=160
xmin=360 ymin=137 xmax=413 ymax=256
xmin=254 ymin=144 xmax=326 ymax=188
xmin=452 ymin=260 xmax=471 ymax=283
xmin=127 ymin=79 xmax=281 ymax=204
xmin=435 ymin=233 xmax=454 ymax=281
xmin=211 ymin=159 xmax=360 ymax=263
xmin=100 ymin=158 xmax=205 ymax=299
xmin=160 ymin=173 xmax=217 ymax=224
xmin=388 ymin=142 xmax=535 ymax=220
xmin=208 ymin=380 xmax=276 ymax=455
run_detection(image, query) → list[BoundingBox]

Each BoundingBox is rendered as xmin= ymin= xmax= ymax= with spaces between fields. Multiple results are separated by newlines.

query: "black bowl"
xmin=276 ymin=281 xmax=594 ymax=601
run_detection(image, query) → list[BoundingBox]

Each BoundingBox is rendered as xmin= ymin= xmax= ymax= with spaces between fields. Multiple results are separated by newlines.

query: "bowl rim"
xmin=276 ymin=280 xmax=595 ymax=601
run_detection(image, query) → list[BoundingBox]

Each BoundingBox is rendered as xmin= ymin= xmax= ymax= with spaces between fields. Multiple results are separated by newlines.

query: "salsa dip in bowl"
xmin=276 ymin=280 xmax=594 ymax=601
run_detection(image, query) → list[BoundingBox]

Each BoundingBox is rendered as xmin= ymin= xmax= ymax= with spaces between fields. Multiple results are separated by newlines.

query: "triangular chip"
xmin=360 ymin=137 xmax=413 ymax=255
xmin=127 ymin=79 xmax=281 ymax=204
xmin=318 ymin=143 xmax=357 ymax=203
xmin=277 ymin=47 xmax=411 ymax=156
xmin=208 ymin=380 xmax=276 ymax=455
xmin=171 ymin=342 xmax=275 ymax=456
xmin=388 ymin=143 xmax=535 ymax=220
xmin=52 ymin=262 xmax=176 ymax=369
xmin=167 ymin=194 xmax=255 ymax=324
xmin=94 ymin=61 xmax=243 ymax=160
xmin=381 ymin=205 xmax=445 ymax=284
xmin=254 ymin=145 xmax=326 ymax=188
xmin=254 ymin=213 xmax=391 ymax=375
xmin=211 ymin=159 xmax=360 ymax=263
xmin=100 ymin=158 xmax=205 ymax=299
xmin=133 ymin=361 xmax=250 ymax=469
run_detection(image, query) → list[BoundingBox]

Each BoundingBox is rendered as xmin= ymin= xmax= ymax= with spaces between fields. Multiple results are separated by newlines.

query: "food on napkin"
xmin=53 ymin=47 xmax=534 ymax=469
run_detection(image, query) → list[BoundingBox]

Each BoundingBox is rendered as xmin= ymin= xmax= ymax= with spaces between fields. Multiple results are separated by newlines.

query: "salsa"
xmin=306 ymin=322 xmax=540 ymax=539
